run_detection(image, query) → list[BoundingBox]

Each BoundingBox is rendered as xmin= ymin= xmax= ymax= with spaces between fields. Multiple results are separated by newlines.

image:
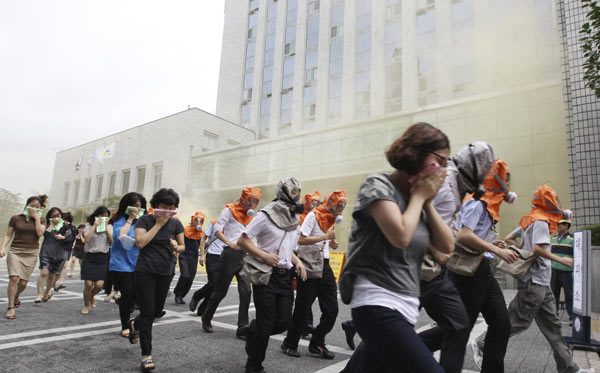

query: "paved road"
xmin=0 ymin=263 xmax=594 ymax=372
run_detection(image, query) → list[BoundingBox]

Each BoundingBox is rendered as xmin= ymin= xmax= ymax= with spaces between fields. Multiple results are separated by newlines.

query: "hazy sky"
xmin=0 ymin=0 xmax=225 ymax=200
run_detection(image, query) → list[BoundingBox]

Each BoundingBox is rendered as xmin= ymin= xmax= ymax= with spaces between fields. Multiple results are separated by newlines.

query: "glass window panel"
xmin=356 ymin=70 xmax=371 ymax=91
xmin=386 ymin=21 xmax=402 ymax=44
xmin=283 ymin=56 xmax=295 ymax=75
xmin=265 ymin=34 xmax=276 ymax=50
xmin=329 ymin=77 xmax=342 ymax=97
xmin=246 ymin=40 xmax=256 ymax=58
xmin=241 ymin=103 xmax=251 ymax=124
xmin=356 ymin=32 xmax=371 ymax=52
xmin=286 ymin=26 xmax=297 ymax=43
xmin=244 ymin=72 xmax=253 ymax=89
xmin=418 ymin=54 xmax=435 ymax=76
xmin=305 ymin=50 xmax=318 ymax=69
xmin=329 ymin=58 xmax=343 ymax=75
xmin=249 ymin=13 xmax=258 ymax=28
xmin=287 ymin=0 xmax=298 ymax=23
xmin=332 ymin=5 xmax=344 ymax=25
xmin=263 ymin=65 xmax=273 ymax=82
xmin=452 ymin=0 xmax=473 ymax=24
xmin=417 ymin=11 xmax=435 ymax=34
xmin=330 ymin=40 xmax=343 ymax=60
xmin=356 ymin=50 xmax=371 ymax=69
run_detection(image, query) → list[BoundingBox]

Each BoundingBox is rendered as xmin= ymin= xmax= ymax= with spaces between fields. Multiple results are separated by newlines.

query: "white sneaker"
xmin=470 ymin=339 xmax=483 ymax=370
xmin=577 ymin=369 xmax=595 ymax=373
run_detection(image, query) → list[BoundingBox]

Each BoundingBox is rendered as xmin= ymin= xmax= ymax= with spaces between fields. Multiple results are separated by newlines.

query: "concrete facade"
xmin=50 ymin=108 xmax=254 ymax=210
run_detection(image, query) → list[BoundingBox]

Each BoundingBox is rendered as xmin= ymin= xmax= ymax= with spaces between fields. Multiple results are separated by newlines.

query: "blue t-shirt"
xmin=109 ymin=217 xmax=139 ymax=272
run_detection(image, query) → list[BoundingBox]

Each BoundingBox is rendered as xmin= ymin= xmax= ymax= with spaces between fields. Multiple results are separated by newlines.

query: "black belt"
xmin=324 ymin=258 xmax=330 ymax=263
xmin=274 ymin=267 xmax=289 ymax=275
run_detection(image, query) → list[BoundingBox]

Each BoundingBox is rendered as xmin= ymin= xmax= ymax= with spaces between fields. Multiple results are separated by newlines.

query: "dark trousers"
xmin=112 ymin=271 xmax=135 ymax=330
xmin=451 ymin=259 xmax=511 ymax=373
xmin=103 ymin=253 xmax=114 ymax=294
xmin=134 ymin=271 xmax=171 ymax=356
xmin=418 ymin=268 xmax=471 ymax=373
xmin=551 ymin=269 xmax=573 ymax=319
xmin=174 ymin=253 xmax=198 ymax=298
xmin=351 ymin=306 xmax=443 ymax=373
xmin=191 ymin=253 xmax=220 ymax=315
xmin=284 ymin=260 xmax=339 ymax=348
xmin=203 ymin=247 xmax=251 ymax=327
xmin=246 ymin=268 xmax=294 ymax=372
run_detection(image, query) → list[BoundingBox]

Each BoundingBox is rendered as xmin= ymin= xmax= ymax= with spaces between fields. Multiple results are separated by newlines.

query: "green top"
xmin=551 ymin=233 xmax=574 ymax=271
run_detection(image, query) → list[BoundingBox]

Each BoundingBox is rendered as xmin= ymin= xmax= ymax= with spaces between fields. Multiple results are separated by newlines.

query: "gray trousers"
xmin=477 ymin=281 xmax=579 ymax=373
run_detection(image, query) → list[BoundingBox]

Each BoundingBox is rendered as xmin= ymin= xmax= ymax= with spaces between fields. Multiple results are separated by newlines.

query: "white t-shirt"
xmin=299 ymin=211 xmax=330 ymax=259
xmin=244 ymin=211 xmax=298 ymax=270
xmin=350 ymin=275 xmax=420 ymax=325
xmin=208 ymin=207 xmax=247 ymax=255
xmin=432 ymin=175 xmax=457 ymax=226
xmin=205 ymin=222 xmax=226 ymax=256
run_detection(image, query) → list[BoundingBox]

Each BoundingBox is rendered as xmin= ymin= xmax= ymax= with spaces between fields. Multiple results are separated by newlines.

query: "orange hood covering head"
xmin=313 ymin=190 xmax=348 ymax=232
xmin=225 ymin=187 xmax=262 ymax=226
xmin=299 ymin=191 xmax=322 ymax=226
xmin=184 ymin=212 xmax=206 ymax=240
xmin=465 ymin=159 xmax=514 ymax=222
xmin=519 ymin=185 xmax=571 ymax=234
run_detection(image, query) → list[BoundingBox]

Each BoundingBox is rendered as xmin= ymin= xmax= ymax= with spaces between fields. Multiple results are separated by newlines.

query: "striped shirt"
xmin=551 ymin=233 xmax=573 ymax=271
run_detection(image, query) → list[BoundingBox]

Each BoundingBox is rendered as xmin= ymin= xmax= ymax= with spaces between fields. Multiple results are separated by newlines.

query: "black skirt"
xmin=81 ymin=252 xmax=109 ymax=281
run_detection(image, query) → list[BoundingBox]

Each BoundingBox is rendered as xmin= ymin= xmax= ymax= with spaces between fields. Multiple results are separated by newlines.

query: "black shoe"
xmin=174 ymin=296 xmax=185 ymax=305
xmin=237 ymin=326 xmax=249 ymax=340
xmin=341 ymin=321 xmax=356 ymax=350
xmin=189 ymin=296 xmax=199 ymax=313
xmin=201 ymin=316 xmax=213 ymax=333
xmin=301 ymin=324 xmax=315 ymax=339
xmin=154 ymin=310 xmax=166 ymax=319
xmin=245 ymin=367 xmax=265 ymax=373
xmin=308 ymin=343 xmax=335 ymax=360
xmin=281 ymin=340 xmax=300 ymax=358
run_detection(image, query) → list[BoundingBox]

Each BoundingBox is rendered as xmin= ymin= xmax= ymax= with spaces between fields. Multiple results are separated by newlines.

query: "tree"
xmin=0 ymin=188 xmax=23 ymax=238
xmin=581 ymin=0 xmax=600 ymax=98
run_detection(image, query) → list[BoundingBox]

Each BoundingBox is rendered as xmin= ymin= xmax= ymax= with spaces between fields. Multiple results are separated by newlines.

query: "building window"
xmin=328 ymin=1 xmax=344 ymax=124
xmin=303 ymin=85 xmax=317 ymax=130
xmin=241 ymin=102 xmax=251 ymax=127
xmin=84 ymin=178 xmax=92 ymax=203
xmin=95 ymin=175 xmax=104 ymax=201
xmin=73 ymin=180 xmax=80 ymax=206
xmin=107 ymin=172 xmax=116 ymax=197
xmin=203 ymin=131 xmax=218 ymax=152
xmin=260 ymin=0 xmax=278 ymax=138
xmin=121 ymin=169 xmax=130 ymax=195
xmin=152 ymin=163 xmax=163 ymax=192
xmin=63 ymin=182 xmax=70 ymax=206
xmin=452 ymin=0 xmax=474 ymax=97
xmin=355 ymin=0 xmax=371 ymax=119
xmin=280 ymin=90 xmax=293 ymax=134
xmin=136 ymin=167 xmax=146 ymax=194
xmin=417 ymin=1 xmax=436 ymax=106
xmin=304 ymin=8 xmax=319 ymax=128
xmin=385 ymin=0 xmax=402 ymax=113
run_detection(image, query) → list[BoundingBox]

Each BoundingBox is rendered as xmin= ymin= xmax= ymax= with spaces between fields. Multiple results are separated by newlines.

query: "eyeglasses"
xmin=430 ymin=151 xmax=448 ymax=167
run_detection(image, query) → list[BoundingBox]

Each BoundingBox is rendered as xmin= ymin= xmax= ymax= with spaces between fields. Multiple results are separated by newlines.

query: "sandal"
xmin=120 ymin=329 xmax=130 ymax=338
xmin=42 ymin=293 xmax=52 ymax=302
xmin=6 ymin=307 xmax=16 ymax=320
xmin=128 ymin=319 xmax=139 ymax=344
xmin=58 ymin=284 xmax=66 ymax=289
xmin=140 ymin=357 xmax=155 ymax=372
xmin=14 ymin=297 xmax=21 ymax=308
xmin=91 ymin=298 xmax=97 ymax=308
xmin=104 ymin=294 xmax=112 ymax=302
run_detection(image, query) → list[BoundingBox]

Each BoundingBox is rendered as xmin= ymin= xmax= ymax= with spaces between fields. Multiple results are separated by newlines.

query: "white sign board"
xmin=573 ymin=231 xmax=583 ymax=313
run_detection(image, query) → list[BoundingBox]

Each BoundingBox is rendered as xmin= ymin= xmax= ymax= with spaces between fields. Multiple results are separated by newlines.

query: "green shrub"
xmin=582 ymin=224 xmax=600 ymax=246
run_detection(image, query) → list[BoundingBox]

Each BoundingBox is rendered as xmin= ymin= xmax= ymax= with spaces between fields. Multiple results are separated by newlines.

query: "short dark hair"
xmin=45 ymin=207 xmax=63 ymax=222
xmin=109 ymin=192 xmax=147 ymax=224
xmin=62 ymin=212 xmax=73 ymax=223
xmin=385 ymin=122 xmax=450 ymax=174
xmin=77 ymin=224 xmax=85 ymax=230
xmin=150 ymin=188 xmax=180 ymax=208
xmin=26 ymin=194 xmax=48 ymax=208
xmin=86 ymin=206 xmax=111 ymax=225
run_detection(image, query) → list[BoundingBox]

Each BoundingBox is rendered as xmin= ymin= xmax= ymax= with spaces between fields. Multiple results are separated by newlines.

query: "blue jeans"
xmin=351 ymin=306 xmax=443 ymax=373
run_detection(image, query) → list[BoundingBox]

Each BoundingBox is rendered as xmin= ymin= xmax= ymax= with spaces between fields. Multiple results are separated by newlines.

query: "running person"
xmin=188 ymin=219 xmax=221 ymax=316
xmin=130 ymin=188 xmax=185 ymax=372
xmin=81 ymin=206 xmax=113 ymax=315
xmin=282 ymin=190 xmax=347 ymax=359
xmin=174 ymin=212 xmax=206 ymax=304
xmin=339 ymin=122 xmax=454 ymax=372
xmin=200 ymin=187 xmax=262 ymax=338
xmin=475 ymin=185 xmax=589 ymax=373
xmin=36 ymin=207 xmax=69 ymax=302
xmin=449 ymin=159 xmax=519 ymax=372
xmin=1 ymin=194 xmax=47 ymax=319
xmin=69 ymin=224 xmax=86 ymax=276
xmin=238 ymin=177 xmax=308 ymax=373
xmin=108 ymin=192 xmax=146 ymax=338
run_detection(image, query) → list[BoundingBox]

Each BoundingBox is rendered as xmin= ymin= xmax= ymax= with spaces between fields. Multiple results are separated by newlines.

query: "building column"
xmin=401 ymin=1 xmax=417 ymax=111
xmin=370 ymin=0 xmax=385 ymax=117
xmin=342 ymin=0 xmax=357 ymax=123
xmin=268 ymin=0 xmax=288 ymax=138
xmin=315 ymin=0 xmax=332 ymax=129
xmin=250 ymin=0 xmax=268 ymax=135
xmin=291 ymin=0 xmax=308 ymax=133
xmin=435 ymin=0 xmax=453 ymax=103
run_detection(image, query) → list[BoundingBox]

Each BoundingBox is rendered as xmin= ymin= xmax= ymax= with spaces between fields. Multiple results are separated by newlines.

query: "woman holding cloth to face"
xmin=129 ymin=188 xmax=185 ymax=372
xmin=339 ymin=122 xmax=454 ymax=372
